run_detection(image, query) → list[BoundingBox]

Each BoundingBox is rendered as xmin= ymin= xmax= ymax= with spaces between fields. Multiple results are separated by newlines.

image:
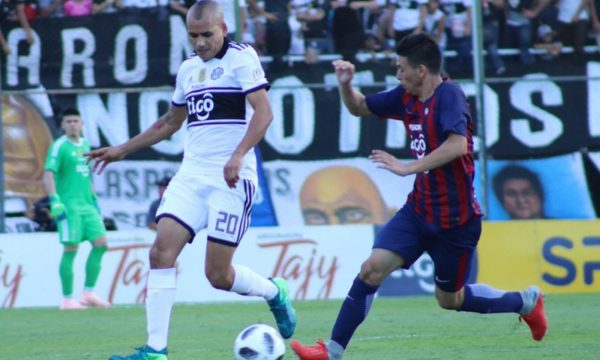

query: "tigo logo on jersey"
xmin=187 ymin=93 xmax=215 ymax=121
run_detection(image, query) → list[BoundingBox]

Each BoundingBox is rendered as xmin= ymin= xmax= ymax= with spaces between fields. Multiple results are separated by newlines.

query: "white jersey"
xmin=171 ymin=38 xmax=269 ymax=185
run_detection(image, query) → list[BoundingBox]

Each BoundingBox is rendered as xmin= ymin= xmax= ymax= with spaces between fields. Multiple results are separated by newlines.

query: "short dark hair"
xmin=493 ymin=165 xmax=544 ymax=202
xmin=395 ymin=33 xmax=442 ymax=74
xmin=62 ymin=107 xmax=81 ymax=118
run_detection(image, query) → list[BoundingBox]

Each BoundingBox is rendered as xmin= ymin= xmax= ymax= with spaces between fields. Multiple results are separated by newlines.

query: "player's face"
xmin=61 ymin=115 xmax=83 ymax=138
xmin=395 ymin=56 xmax=423 ymax=96
xmin=501 ymin=179 xmax=543 ymax=219
xmin=187 ymin=14 xmax=227 ymax=61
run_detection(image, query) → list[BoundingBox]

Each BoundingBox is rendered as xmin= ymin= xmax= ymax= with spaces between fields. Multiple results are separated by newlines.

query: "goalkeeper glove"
xmin=48 ymin=193 xmax=66 ymax=219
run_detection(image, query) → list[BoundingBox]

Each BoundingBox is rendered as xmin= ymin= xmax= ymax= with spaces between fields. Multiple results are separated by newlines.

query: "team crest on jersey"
xmin=198 ymin=68 xmax=206 ymax=82
xmin=211 ymin=67 xmax=224 ymax=80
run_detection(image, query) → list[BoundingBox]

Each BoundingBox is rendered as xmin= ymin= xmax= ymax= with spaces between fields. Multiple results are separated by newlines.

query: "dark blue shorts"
xmin=374 ymin=206 xmax=482 ymax=292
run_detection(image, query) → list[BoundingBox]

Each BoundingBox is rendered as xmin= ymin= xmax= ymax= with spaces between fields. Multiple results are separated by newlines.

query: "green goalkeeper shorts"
xmin=56 ymin=204 xmax=107 ymax=245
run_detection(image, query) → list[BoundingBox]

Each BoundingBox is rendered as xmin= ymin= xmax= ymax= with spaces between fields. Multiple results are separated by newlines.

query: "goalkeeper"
xmin=43 ymin=108 xmax=111 ymax=310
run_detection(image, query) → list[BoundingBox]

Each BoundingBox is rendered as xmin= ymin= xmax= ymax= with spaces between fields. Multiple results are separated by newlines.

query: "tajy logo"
xmin=187 ymin=93 xmax=215 ymax=121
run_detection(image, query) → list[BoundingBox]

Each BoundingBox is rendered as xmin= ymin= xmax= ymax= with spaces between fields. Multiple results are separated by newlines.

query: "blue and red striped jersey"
xmin=366 ymin=80 xmax=482 ymax=229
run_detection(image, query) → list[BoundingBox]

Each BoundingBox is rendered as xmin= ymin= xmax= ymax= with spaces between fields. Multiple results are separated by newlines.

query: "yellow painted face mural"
xmin=299 ymin=166 xmax=395 ymax=225
xmin=3 ymin=95 xmax=53 ymax=204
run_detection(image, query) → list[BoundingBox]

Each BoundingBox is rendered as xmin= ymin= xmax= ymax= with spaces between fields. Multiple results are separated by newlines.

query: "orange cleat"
xmin=291 ymin=339 xmax=329 ymax=360
xmin=80 ymin=291 xmax=111 ymax=308
xmin=519 ymin=286 xmax=548 ymax=341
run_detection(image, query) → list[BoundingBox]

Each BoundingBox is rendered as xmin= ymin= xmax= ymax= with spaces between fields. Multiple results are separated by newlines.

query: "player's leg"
xmin=430 ymin=215 xmax=547 ymax=341
xmin=109 ymin=217 xmax=190 ymax=360
xmin=205 ymin=179 xmax=296 ymax=339
xmin=80 ymin=206 xmax=110 ymax=308
xmin=292 ymin=206 xmax=424 ymax=360
xmin=57 ymin=208 xmax=87 ymax=310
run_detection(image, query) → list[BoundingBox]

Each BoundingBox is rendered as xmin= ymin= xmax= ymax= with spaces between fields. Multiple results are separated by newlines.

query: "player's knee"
xmin=359 ymin=261 xmax=386 ymax=285
xmin=205 ymin=269 xmax=232 ymax=290
xmin=149 ymin=243 xmax=174 ymax=268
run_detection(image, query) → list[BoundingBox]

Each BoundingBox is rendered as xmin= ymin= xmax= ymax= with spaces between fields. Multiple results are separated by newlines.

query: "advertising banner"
xmin=0 ymin=225 xmax=375 ymax=308
xmin=477 ymin=221 xmax=600 ymax=294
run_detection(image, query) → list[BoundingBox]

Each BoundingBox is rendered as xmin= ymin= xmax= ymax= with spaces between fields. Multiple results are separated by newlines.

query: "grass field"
xmin=2 ymin=293 xmax=599 ymax=359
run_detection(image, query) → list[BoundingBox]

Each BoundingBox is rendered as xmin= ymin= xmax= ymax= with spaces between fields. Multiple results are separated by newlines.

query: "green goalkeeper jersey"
xmin=44 ymin=135 xmax=95 ymax=205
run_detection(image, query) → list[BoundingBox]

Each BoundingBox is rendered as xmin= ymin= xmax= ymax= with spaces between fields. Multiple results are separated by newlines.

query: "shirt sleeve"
xmin=44 ymin=140 xmax=62 ymax=173
xmin=365 ymin=86 xmax=406 ymax=119
xmin=233 ymin=47 xmax=270 ymax=94
xmin=438 ymin=83 xmax=468 ymax=136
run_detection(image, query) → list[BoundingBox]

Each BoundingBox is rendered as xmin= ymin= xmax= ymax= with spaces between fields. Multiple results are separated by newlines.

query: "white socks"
xmin=146 ymin=268 xmax=177 ymax=351
xmin=230 ymin=264 xmax=278 ymax=301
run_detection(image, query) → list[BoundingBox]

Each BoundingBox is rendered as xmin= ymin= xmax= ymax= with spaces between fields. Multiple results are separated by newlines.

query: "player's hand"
xmin=332 ymin=59 xmax=355 ymax=85
xmin=369 ymin=149 xmax=414 ymax=177
xmin=224 ymin=154 xmax=243 ymax=189
xmin=85 ymin=146 xmax=126 ymax=174
xmin=48 ymin=194 xmax=66 ymax=219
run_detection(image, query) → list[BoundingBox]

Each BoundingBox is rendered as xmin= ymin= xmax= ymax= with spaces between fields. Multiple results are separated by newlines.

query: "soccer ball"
xmin=233 ymin=324 xmax=285 ymax=360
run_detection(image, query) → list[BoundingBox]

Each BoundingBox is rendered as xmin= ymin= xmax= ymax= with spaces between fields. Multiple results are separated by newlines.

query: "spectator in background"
xmin=424 ymin=0 xmax=446 ymax=51
xmin=439 ymin=0 xmax=472 ymax=74
xmin=556 ymin=0 xmax=591 ymax=56
xmin=93 ymin=0 xmax=124 ymax=13
xmin=0 ymin=0 xmax=36 ymax=53
xmin=26 ymin=196 xmax=57 ymax=232
xmin=37 ymin=0 xmax=63 ymax=17
xmin=389 ymin=0 xmax=427 ymax=43
xmin=249 ymin=0 xmax=291 ymax=65
xmin=483 ymin=0 xmax=505 ymax=75
xmin=146 ymin=176 xmax=171 ymax=231
xmin=330 ymin=0 xmax=376 ymax=60
xmin=534 ymin=23 xmax=562 ymax=59
xmin=493 ymin=164 xmax=546 ymax=220
xmin=505 ymin=0 xmax=550 ymax=65
xmin=295 ymin=0 xmax=330 ymax=63
xmin=63 ymin=0 xmax=93 ymax=16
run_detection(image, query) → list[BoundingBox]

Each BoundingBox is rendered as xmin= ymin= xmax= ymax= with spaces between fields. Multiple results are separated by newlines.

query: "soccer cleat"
xmin=291 ymin=339 xmax=329 ymax=360
xmin=80 ymin=291 xmax=111 ymax=308
xmin=60 ymin=298 xmax=88 ymax=310
xmin=267 ymin=277 xmax=297 ymax=339
xmin=108 ymin=345 xmax=168 ymax=360
xmin=519 ymin=285 xmax=548 ymax=341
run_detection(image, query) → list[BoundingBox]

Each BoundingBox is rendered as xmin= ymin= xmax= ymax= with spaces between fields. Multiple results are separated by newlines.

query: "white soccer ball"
xmin=233 ymin=324 xmax=286 ymax=360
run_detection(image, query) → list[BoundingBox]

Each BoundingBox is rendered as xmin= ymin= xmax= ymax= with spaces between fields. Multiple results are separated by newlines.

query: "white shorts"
xmin=155 ymin=172 xmax=256 ymax=246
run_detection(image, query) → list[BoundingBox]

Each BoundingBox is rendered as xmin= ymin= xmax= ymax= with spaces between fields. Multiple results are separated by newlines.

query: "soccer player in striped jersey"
xmin=43 ymin=108 xmax=111 ymax=310
xmin=86 ymin=1 xmax=296 ymax=359
xmin=291 ymin=33 xmax=547 ymax=360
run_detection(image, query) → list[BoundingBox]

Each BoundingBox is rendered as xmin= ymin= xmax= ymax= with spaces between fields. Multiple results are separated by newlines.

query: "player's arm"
xmin=223 ymin=89 xmax=273 ymax=188
xmin=370 ymin=134 xmax=467 ymax=176
xmin=86 ymin=105 xmax=187 ymax=174
xmin=43 ymin=170 xmax=67 ymax=218
xmin=333 ymin=60 xmax=372 ymax=117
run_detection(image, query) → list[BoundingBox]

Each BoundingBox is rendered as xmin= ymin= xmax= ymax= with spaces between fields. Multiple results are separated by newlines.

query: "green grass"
xmin=2 ymin=293 xmax=599 ymax=359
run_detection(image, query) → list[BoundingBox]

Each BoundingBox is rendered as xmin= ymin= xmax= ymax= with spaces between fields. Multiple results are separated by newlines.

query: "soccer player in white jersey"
xmin=86 ymin=1 xmax=296 ymax=359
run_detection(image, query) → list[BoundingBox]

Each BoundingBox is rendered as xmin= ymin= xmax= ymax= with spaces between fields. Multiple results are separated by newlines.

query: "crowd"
xmin=2 ymin=0 xmax=600 ymax=73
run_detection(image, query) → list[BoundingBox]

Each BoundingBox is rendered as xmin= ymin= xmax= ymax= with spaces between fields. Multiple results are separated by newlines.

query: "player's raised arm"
xmin=333 ymin=59 xmax=372 ymax=117
xmin=223 ymin=88 xmax=273 ymax=188
xmin=85 ymin=105 xmax=188 ymax=174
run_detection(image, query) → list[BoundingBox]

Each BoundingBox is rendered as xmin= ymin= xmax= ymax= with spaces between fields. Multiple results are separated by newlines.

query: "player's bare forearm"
xmin=339 ymin=83 xmax=370 ymax=116
xmin=411 ymin=134 xmax=468 ymax=173
xmin=118 ymin=106 xmax=186 ymax=155
xmin=233 ymin=90 xmax=273 ymax=157
xmin=42 ymin=171 xmax=57 ymax=195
